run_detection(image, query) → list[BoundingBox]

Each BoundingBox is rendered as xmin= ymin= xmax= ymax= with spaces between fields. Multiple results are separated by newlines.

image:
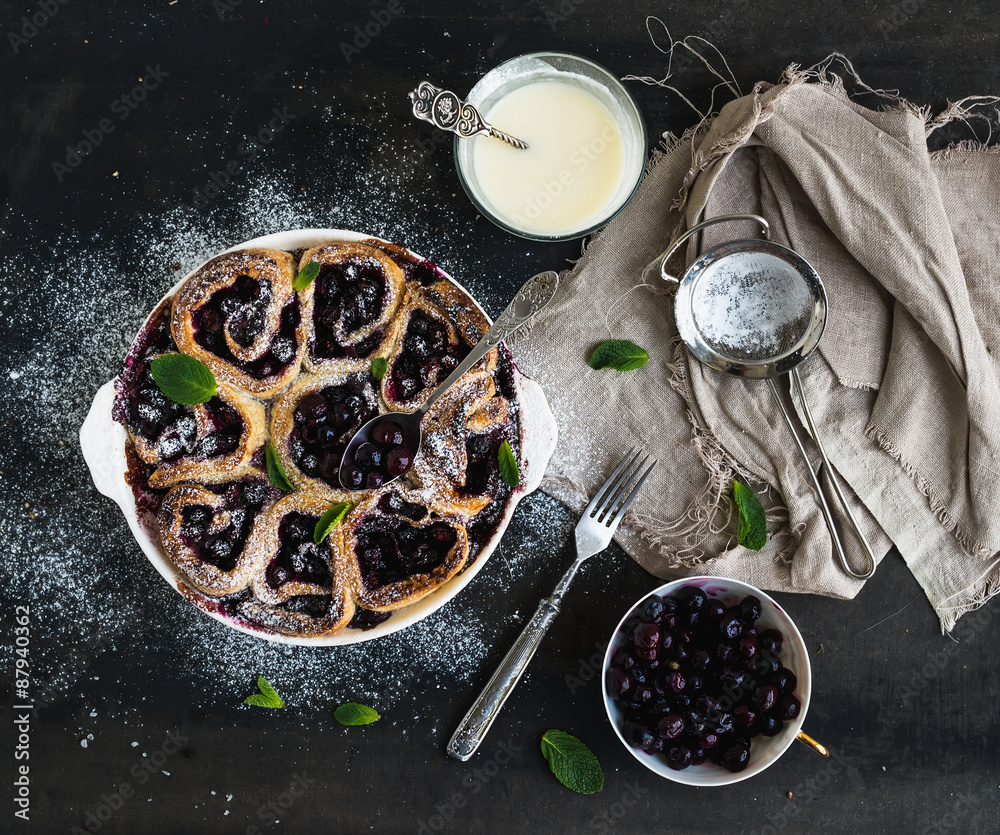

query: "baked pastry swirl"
xmin=342 ymin=485 xmax=469 ymax=611
xmin=115 ymin=236 xmax=525 ymax=640
xmin=300 ymin=242 xmax=406 ymax=375
xmin=172 ymin=248 xmax=307 ymax=397
xmin=114 ymin=298 xmax=267 ymax=489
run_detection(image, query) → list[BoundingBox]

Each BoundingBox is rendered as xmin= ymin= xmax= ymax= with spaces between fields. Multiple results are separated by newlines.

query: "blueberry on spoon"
xmin=338 ymin=271 xmax=558 ymax=490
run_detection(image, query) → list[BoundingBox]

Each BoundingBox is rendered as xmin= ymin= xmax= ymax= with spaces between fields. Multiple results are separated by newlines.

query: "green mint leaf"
xmin=265 ymin=441 xmax=295 ymax=492
xmin=498 ymin=440 xmax=520 ymax=488
xmin=334 ymin=702 xmax=380 ymax=726
xmin=244 ymin=676 xmax=285 ymax=708
xmin=293 ymin=261 xmax=320 ymax=291
xmin=540 ymin=730 xmax=603 ymax=794
xmin=733 ymin=479 xmax=767 ymax=551
xmin=370 ymin=356 xmax=388 ymax=381
xmin=587 ymin=340 xmax=649 ymax=372
xmin=314 ymin=502 xmax=353 ymax=544
xmin=150 ymin=353 xmax=217 ymax=405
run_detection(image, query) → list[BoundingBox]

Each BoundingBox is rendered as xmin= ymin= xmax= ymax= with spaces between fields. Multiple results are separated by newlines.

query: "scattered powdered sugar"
xmin=0 ymin=95 xmax=572 ymax=724
xmin=689 ymin=251 xmax=813 ymax=361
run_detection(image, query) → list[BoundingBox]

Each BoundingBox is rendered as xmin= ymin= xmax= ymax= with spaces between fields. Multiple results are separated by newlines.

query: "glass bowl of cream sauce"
xmin=454 ymin=52 xmax=647 ymax=241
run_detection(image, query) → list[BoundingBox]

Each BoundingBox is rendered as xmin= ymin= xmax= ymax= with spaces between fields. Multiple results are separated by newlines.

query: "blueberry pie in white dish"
xmin=80 ymin=230 xmax=557 ymax=645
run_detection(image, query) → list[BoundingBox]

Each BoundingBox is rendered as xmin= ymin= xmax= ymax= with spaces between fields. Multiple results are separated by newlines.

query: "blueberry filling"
xmin=114 ymin=298 xmax=174 ymax=426
xmin=311 ymin=261 xmax=390 ymax=360
xmin=463 ymin=430 xmax=506 ymax=496
xmin=193 ymin=282 xmax=300 ymax=380
xmin=377 ymin=491 xmax=428 ymax=521
xmin=354 ymin=517 xmax=457 ymax=589
xmin=460 ymin=347 xmax=520 ymax=565
xmin=388 ymin=310 xmax=467 ymax=402
xmin=344 ymin=418 xmax=416 ymax=488
xmin=126 ymin=359 xmax=241 ymax=463
xmin=265 ymin=512 xmax=334 ymax=589
xmin=363 ymin=239 xmax=445 ymax=288
xmin=213 ymin=589 xmax=334 ymax=624
xmin=348 ymin=608 xmax=393 ymax=630
xmin=179 ymin=479 xmax=270 ymax=572
xmin=280 ymin=595 xmax=333 ymax=618
xmin=195 ymin=274 xmax=273 ymax=349
xmin=290 ymin=374 xmax=379 ymax=486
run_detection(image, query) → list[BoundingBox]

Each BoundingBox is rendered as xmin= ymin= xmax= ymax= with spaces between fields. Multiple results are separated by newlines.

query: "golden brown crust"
xmin=341 ymin=486 xmax=469 ymax=612
xmin=171 ymin=248 xmax=306 ymax=397
xmin=300 ymin=242 xmax=406 ymax=375
xmin=129 ymin=377 xmax=266 ymax=490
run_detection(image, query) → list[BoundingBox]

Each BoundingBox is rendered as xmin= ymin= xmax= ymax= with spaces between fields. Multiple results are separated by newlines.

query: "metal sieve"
xmin=660 ymin=214 xmax=875 ymax=580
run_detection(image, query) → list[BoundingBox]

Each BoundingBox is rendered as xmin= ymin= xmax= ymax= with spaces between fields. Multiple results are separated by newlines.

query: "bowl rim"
xmin=452 ymin=50 xmax=647 ymax=242
xmin=601 ymin=576 xmax=812 ymax=786
xmin=78 ymin=228 xmax=559 ymax=646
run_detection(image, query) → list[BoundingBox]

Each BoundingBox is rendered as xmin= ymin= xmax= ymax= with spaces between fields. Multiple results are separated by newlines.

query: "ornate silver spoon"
xmin=338 ymin=270 xmax=558 ymax=490
xmin=408 ymin=81 xmax=529 ymax=150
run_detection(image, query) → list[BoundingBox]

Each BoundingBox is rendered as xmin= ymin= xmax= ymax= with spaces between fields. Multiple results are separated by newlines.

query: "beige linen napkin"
xmin=510 ymin=60 xmax=1000 ymax=631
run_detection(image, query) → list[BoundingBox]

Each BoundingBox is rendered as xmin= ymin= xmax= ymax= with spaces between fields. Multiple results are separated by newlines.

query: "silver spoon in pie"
xmin=338 ymin=270 xmax=559 ymax=490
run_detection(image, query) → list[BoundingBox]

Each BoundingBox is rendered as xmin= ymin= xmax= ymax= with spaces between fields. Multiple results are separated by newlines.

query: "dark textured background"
xmin=2 ymin=1 xmax=999 ymax=833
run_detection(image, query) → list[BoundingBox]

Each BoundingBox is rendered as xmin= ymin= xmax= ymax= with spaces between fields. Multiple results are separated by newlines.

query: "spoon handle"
xmin=408 ymin=81 xmax=529 ymax=150
xmin=419 ymin=270 xmax=559 ymax=416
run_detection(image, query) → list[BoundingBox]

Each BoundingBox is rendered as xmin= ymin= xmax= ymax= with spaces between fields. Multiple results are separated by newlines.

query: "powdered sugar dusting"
xmin=0 ymin=97 xmax=560 ymax=723
xmin=690 ymin=252 xmax=812 ymax=361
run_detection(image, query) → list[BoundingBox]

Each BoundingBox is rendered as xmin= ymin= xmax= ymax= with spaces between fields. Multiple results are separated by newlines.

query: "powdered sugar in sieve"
xmin=690 ymin=252 xmax=813 ymax=361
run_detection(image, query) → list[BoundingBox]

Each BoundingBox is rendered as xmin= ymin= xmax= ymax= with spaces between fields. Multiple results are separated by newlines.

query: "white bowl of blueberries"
xmin=602 ymin=577 xmax=811 ymax=786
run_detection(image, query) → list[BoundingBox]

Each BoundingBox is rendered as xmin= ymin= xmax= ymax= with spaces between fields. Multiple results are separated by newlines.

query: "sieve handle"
xmin=768 ymin=372 xmax=877 ymax=581
xmin=659 ymin=213 xmax=771 ymax=284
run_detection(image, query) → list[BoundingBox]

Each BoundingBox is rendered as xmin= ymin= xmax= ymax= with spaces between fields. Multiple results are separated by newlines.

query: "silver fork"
xmin=446 ymin=448 xmax=657 ymax=761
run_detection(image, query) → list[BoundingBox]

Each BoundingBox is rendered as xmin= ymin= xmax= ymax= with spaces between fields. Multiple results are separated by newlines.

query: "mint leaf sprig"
xmin=498 ymin=440 xmax=520 ymax=489
xmin=588 ymin=340 xmax=649 ymax=372
xmin=540 ymin=730 xmax=603 ymax=794
xmin=293 ymin=261 xmax=320 ymax=291
xmin=244 ymin=676 xmax=285 ymax=708
xmin=265 ymin=441 xmax=295 ymax=492
xmin=370 ymin=356 xmax=388 ymax=380
xmin=335 ymin=702 xmax=380 ymax=726
xmin=150 ymin=353 xmax=217 ymax=405
xmin=733 ymin=479 xmax=766 ymax=551
xmin=314 ymin=502 xmax=352 ymax=544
